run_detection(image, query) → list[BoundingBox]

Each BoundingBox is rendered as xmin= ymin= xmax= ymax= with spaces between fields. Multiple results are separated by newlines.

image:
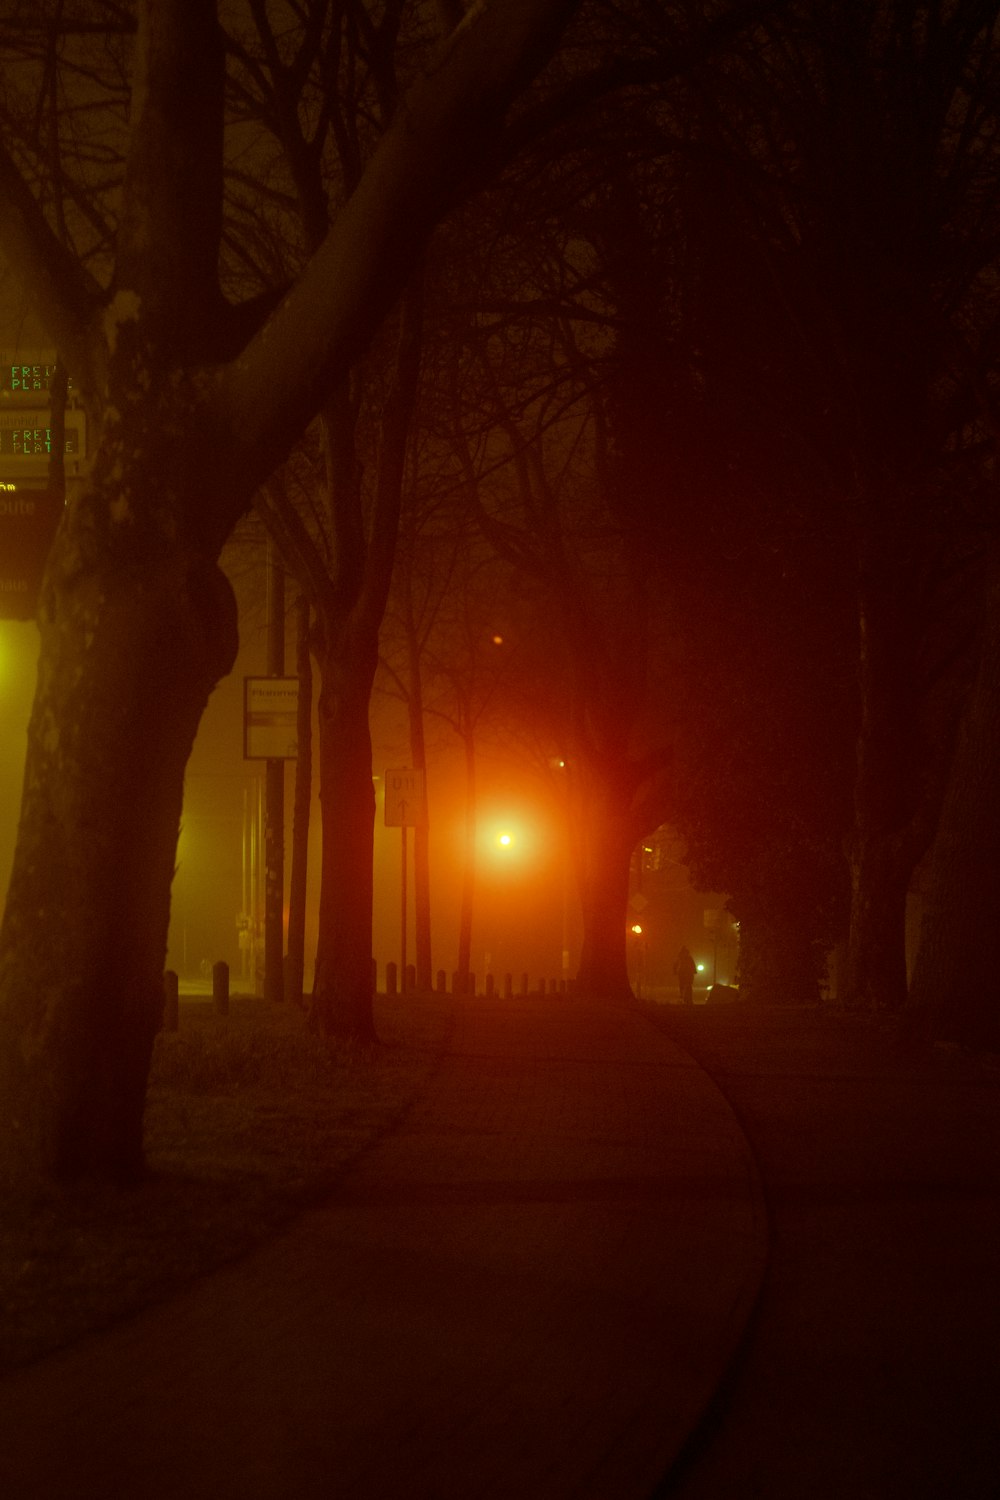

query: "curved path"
xmin=0 ymin=998 xmax=766 ymax=1499
xmin=651 ymin=1003 xmax=1000 ymax=1500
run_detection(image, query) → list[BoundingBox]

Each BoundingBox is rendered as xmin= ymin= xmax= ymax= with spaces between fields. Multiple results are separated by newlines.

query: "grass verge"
xmin=0 ymin=989 xmax=454 ymax=1376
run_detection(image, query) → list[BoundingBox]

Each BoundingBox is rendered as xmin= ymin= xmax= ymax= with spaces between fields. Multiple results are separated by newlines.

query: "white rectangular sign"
xmin=244 ymin=677 xmax=299 ymax=760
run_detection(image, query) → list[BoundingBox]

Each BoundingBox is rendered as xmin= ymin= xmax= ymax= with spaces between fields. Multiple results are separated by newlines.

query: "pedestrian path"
xmin=0 ymin=997 xmax=767 ymax=1499
xmin=650 ymin=1003 xmax=1000 ymax=1499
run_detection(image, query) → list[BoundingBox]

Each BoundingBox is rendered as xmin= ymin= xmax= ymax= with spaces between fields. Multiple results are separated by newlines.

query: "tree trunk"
xmin=734 ymin=909 xmax=824 ymax=1005
xmin=907 ymin=558 xmax=1000 ymax=1050
xmin=844 ymin=569 xmax=925 ymax=1011
xmin=406 ymin=631 xmax=433 ymax=991
xmin=286 ymin=594 xmax=312 ymax=1008
xmin=310 ymin=632 xmax=379 ymax=1045
xmin=0 ymin=543 xmax=237 ymax=1183
xmin=413 ymin=823 xmax=432 ymax=992
xmin=263 ymin=549 xmax=286 ymax=1004
xmin=574 ymin=786 xmax=635 ymax=1002
xmin=457 ymin=722 xmax=476 ymax=993
xmin=846 ymin=838 xmax=912 ymax=1012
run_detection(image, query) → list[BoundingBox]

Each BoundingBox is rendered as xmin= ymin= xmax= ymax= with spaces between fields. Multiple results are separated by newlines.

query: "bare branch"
xmin=0 ymin=134 xmax=102 ymax=381
xmin=215 ymin=0 xmax=579 ymax=507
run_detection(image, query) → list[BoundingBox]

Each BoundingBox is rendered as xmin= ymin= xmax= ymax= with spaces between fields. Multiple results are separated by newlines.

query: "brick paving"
xmin=0 ymin=998 xmax=766 ymax=1500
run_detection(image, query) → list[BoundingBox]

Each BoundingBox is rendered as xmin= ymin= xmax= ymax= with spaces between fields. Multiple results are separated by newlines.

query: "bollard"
xmin=386 ymin=961 xmax=398 ymax=998
xmin=162 ymin=970 xmax=179 ymax=1032
xmin=485 ymin=973 xmax=495 ymax=999
xmin=503 ymin=973 xmax=513 ymax=1000
xmin=212 ymin=960 xmax=229 ymax=1017
xmin=436 ymin=969 xmax=447 ymax=994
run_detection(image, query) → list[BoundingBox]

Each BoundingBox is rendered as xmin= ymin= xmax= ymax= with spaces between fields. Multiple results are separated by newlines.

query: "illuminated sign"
xmin=0 ymin=483 xmax=62 ymax=620
xmin=243 ymin=677 xmax=299 ymax=759
xmin=2 ymin=362 xmax=58 ymax=396
xmin=0 ymin=351 xmax=74 ymax=398
xmin=0 ymin=423 xmax=80 ymax=457
xmin=0 ymin=410 xmax=86 ymax=468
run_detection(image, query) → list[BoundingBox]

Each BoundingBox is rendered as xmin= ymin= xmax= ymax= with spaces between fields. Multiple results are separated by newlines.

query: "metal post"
xmin=213 ymin=960 xmax=230 ymax=1016
xmin=264 ymin=543 xmax=285 ymax=1003
xmin=400 ymin=824 xmax=408 ymax=993
xmin=162 ymin=970 xmax=179 ymax=1032
xmin=241 ymin=787 xmax=248 ymax=984
xmin=252 ymin=780 xmax=262 ymax=988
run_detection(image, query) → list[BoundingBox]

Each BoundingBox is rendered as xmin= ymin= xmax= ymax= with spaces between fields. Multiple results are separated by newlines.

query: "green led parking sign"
xmin=0 ymin=410 xmax=86 ymax=469
xmin=0 ymin=350 xmax=75 ymax=399
xmin=0 ymin=423 xmax=79 ymax=457
xmin=1 ymin=362 xmax=59 ymax=396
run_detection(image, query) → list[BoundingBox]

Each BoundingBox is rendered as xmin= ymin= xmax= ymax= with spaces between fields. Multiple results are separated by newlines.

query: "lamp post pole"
xmin=264 ymin=542 xmax=285 ymax=1003
xmin=401 ymin=823 xmax=408 ymax=992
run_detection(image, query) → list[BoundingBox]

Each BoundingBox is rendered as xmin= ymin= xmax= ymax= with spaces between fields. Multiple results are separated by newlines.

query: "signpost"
xmin=0 ymin=348 xmax=87 ymax=618
xmin=384 ymin=768 xmax=426 ymax=993
xmin=384 ymin=767 xmax=425 ymax=828
xmin=243 ymin=677 xmax=299 ymax=760
xmin=244 ymin=669 xmax=297 ymax=1005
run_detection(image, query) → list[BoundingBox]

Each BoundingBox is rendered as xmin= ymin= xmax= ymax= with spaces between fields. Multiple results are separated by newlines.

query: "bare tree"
xmin=0 ymin=0 xmax=580 ymax=1183
xmin=686 ymin=0 xmax=1000 ymax=1011
xmin=907 ymin=548 xmax=1000 ymax=1048
xmin=377 ymin=469 xmax=466 ymax=992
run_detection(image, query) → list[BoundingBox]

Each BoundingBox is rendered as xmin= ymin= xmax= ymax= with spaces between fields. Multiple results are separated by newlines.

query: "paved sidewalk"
xmin=650 ymin=1003 xmax=1000 ymax=1500
xmin=0 ymin=998 xmax=767 ymax=1499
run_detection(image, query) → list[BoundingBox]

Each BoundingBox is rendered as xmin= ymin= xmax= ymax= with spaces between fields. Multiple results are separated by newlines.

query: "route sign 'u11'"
xmin=384 ymin=767 xmax=426 ymax=827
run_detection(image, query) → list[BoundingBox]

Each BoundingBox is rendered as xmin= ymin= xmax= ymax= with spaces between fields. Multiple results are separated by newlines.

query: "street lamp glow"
xmin=497 ymin=831 xmax=514 ymax=848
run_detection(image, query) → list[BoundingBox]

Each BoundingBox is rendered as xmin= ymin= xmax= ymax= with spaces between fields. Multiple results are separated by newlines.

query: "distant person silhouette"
xmin=673 ymin=946 xmax=697 ymax=1005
